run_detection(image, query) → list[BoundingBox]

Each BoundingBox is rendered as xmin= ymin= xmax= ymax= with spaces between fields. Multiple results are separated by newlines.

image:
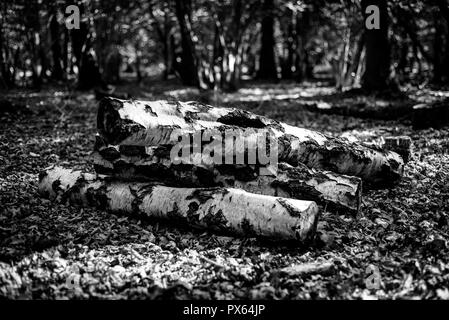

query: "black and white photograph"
xmin=0 ymin=0 xmax=448 ymax=307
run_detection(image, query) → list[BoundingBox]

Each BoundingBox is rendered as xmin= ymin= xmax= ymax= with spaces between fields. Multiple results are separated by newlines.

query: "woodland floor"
xmin=1 ymin=80 xmax=449 ymax=299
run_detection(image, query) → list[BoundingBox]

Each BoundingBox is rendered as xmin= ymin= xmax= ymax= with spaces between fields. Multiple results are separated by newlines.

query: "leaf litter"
xmin=0 ymin=84 xmax=448 ymax=299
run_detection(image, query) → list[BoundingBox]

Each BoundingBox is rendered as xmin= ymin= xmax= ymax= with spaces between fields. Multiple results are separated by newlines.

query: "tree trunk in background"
xmin=104 ymin=45 xmax=121 ymax=84
xmin=50 ymin=13 xmax=63 ymax=80
xmin=208 ymin=0 xmax=247 ymax=92
xmin=435 ymin=0 xmax=449 ymax=84
xmin=135 ymin=43 xmax=142 ymax=83
xmin=344 ymin=34 xmax=365 ymax=87
xmin=38 ymin=42 xmax=49 ymax=83
xmin=433 ymin=11 xmax=445 ymax=84
xmin=69 ymin=2 xmax=102 ymax=90
xmin=71 ymin=19 xmax=102 ymax=90
xmin=24 ymin=0 xmax=43 ymax=88
xmin=163 ymin=2 xmax=174 ymax=80
xmin=361 ymin=0 xmax=391 ymax=91
xmin=162 ymin=34 xmax=170 ymax=81
xmin=39 ymin=166 xmax=319 ymax=242
xmin=149 ymin=0 xmax=174 ymax=81
xmin=71 ymin=22 xmax=88 ymax=74
xmin=280 ymin=10 xmax=294 ymax=80
xmin=257 ymin=0 xmax=278 ymax=81
xmin=63 ymin=27 xmax=69 ymax=78
xmin=295 ymin=8 xmax=312 ymax=82
xmin=28 ymin=34 xmax=42 ymax=88
xmin=0 ymin=16 xmax=13 ymax=88
xmin=396 ymin=30 xmax=409 ymax=83
xmin=170 ymin=34 xmax=177 ymax=78
xmin=334 ymin=27 xmax=351 ymax=90
xmin=174 ymin=0 xmax=199 ymax=87
xmin=212 ymin=24 xmax=224 ymax=88
xmin=78 ymin=51 xmax=102 ymax=90
xmin=224 ymin=0 xmax=244 ymax=91
xmin=0 ymin=38 xmax=6 ymax=88
xmin=243 ymin=30 xmax=258 ymax=78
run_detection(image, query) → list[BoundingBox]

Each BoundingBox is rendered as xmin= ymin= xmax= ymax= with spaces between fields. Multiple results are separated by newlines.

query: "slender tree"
xmin=149 ymin=0 xmax=174 ymax=80
xmin=0 ymin=2 xmax=13 ymax=88
xmin=49 ymin=10 xmax=64 ymax=80
xmin=361 ymin=0 xmax=392 ymax=91
xmin=280 ymin=7 xmax=294 ymax=79
xmin=70 ymin=2 xmax=102 ymax=90
xmin=257 ymin=0 xmax=278 ymax=80
xmin=174 ymin=0 xmax=199 ymax=86
xmin=433 ymin=0 xmax=449 ymax=84
xmin=295 ymin=6 xmax=314 ymax=82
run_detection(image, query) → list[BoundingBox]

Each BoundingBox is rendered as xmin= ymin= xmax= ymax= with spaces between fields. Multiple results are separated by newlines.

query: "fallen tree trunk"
xmin=97 ymin=98 xmax=404 ymax=185
xmin=38 ymin=166 xmax=319 ymax=242
xmin=91 ymin=139 xmax=362 ymax=214
xmin=340 ymin=131 xmax=413 ymax=163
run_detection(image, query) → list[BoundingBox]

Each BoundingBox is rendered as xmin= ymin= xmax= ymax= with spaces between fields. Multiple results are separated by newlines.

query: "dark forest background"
xmin=1 ymin=0 xmax=449 ymax=93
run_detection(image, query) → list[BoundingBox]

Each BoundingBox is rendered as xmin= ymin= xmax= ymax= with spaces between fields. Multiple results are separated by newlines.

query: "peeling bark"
xmin=340 ymin=131 xmax=412 ymax=163
xmin=97 ymin=98 xmax=404 ymax=185
xmin=38 ymin=166 xmax=319 ymax=242
xmin=91 ymin=137 xmax=362 ymax=214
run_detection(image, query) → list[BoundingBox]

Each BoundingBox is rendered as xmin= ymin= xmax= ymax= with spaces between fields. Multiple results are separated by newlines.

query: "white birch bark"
xmin=38 ymin=166 xmax=319 ymax=242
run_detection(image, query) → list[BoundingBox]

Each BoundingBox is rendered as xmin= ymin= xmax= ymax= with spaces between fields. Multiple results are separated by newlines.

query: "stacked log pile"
xmin=38 ymin=98 xmax=409 ymax=243
xmin=96 ymin=99 xmax=404 ymax=185
xmin=91 ymin=136 xmax=362 ymax=214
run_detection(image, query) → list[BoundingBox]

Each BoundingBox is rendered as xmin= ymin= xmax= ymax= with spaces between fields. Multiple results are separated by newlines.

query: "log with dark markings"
xmin=91 ymin=137 xmax=362 ymax=215
xmin=340 ymin=131 xmax=413 ymax=163
xmin=97 ymin=98 xmax=404 ymax=185
xmin=38 ymin=166 xmax=319 ymax=242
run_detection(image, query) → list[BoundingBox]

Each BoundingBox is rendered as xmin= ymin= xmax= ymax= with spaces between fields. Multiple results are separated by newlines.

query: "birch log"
xmin=340 ymin=131 xmax=412 ymax=163
xmin=91 ymin=141 xmax=362 ymax=214
xmin=38 ymin=166 xmax=319 ymax=242
xmin=97 ymin=98 xmax=404 ymax=185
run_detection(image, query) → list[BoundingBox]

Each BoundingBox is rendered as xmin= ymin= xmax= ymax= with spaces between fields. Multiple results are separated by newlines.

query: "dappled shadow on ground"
xmin=160 ymin=81 xmax=422 ymax=123
xmin=1 ymin=82 xmax=449 ymax=299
